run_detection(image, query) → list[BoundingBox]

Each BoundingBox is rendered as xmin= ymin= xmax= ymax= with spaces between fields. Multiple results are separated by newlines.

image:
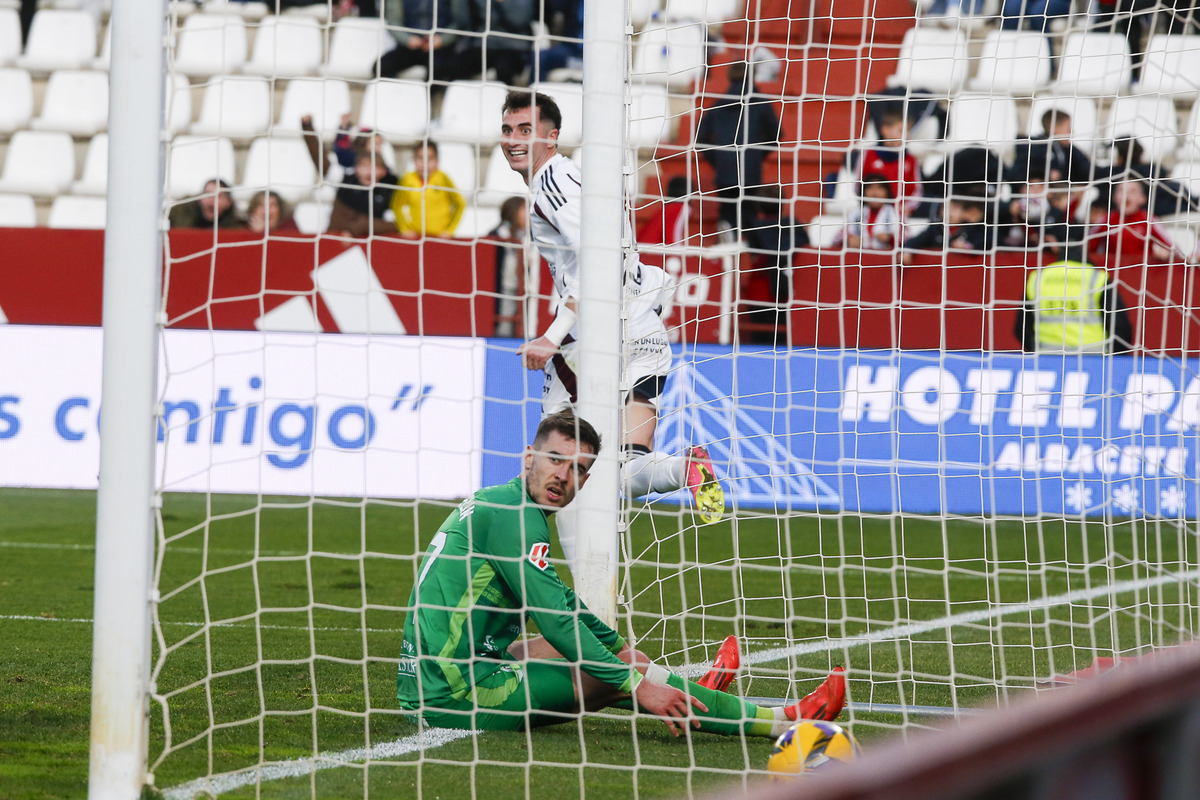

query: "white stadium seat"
xmin=630 ymin=0 xmax=662 ymax=28
xmin=243 ymin=15 xmax=322 ymax=77
xmin=1051 ymin=33 xmax=1131 ymax=96
xmin=0 ymin=8 xmax=21 ymax=66
xmin=435 ymin=141 xmax=481 ymax=199
xmin=72 ymin=133 xmax=108 ymax=196
xmin=1136 ymin=34 xmax=1200 ymax=99
xmin=173 ymin=13 xmax=247 ymax=77
xmin=166 ymin=73 xmax=194 ymax=136
xmin=0 ymin=131 xmax=76 ymax=196
xmin=0 ymin=68 xmax=33 ymax=133
xmin=630 ymin=84 xmax=670 ymax=150
xmin=532 ymin=82 xmax=584 ymax=148
xmin=477 ymin=143 xmax=528 ymax=207
xmin=92 ymin=22 xmax=111 ymax=70
xmin=17 ymin=9 xmax=96 ymax=72
xmin=0 ymin=193 xmax=37 ymax=227
xmin=1027 ymin=95 xmax=1098 ymax=145
xmin=886 ymin=28 xmax=969 ymax=95
xmin=202 ymin=0 xmax=270 ymax=19
xmin=455 ymin=205 xmax=502 ymax=239
xmin=275 ymin=77 xmax=353 ymax=135
xmin=632 ymin=21 xmax=706 ymax=90
xmin=968 ymin=31 xmax=1051 ymax=95
xmin=236 ymin=137 xmax=319 ymax=205
xmin=436 ymin=81 xmax=509 ymax=144
xmin=324 ymin=17 xmax=393 ymax=79
xmin=31 ymin=69 xmax=109 ymax=135
xmin=48 ymin=195 xmax=107 ymax=229
xmin=663 ymin=0 xmax=740 ymax=24
xmin=291 ymin=200 xmax=331 ymax=234
xmin=946 ymin=94 xmax=1019 ymax=157
xmin=808 ymin=215 xmax=846 ymax=249
xmin=358 ymin=79 xmax=430 ymax=143
xmin=1185 ymin=100 xmax=1200 ymax=161
xmin=1104 ymin=95 xmax=1179 ymax=163
xmin=1170 ymin=161 xmax=1200 ymax=196
xmin=190 ymin=76 xmax=272 ymax=138
xmin=167 ymin=135 xmax=237 ymax=199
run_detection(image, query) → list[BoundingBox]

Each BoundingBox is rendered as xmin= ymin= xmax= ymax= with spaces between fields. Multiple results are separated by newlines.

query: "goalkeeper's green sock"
xmin=614 ymin=675 xmax=787 ymax=738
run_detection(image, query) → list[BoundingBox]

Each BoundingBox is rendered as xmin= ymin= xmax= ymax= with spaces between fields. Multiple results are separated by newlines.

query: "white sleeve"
xmin=547 ymin=168 xmax=583 ymax=300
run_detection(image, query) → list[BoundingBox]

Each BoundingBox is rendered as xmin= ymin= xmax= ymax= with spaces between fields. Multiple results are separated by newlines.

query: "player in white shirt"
xmin=499 ymin=90 xmax=725 ymax=569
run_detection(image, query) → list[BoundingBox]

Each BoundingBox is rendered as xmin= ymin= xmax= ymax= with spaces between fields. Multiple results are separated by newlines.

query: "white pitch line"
xmin=0 ymin=614 xmax=399 ymax=635
xmin=160 ymin=727 xmax=477 ymax=800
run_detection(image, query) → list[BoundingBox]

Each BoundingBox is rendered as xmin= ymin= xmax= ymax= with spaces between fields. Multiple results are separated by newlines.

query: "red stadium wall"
xmin=1 ymin=229 xmax=1194 ymax=355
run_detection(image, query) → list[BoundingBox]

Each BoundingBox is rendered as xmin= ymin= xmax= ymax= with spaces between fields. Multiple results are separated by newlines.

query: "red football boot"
xmin=696 ymin=635 xmax=740 ymax=692
xmin=783 ymin=666 xmax=847 ymax=722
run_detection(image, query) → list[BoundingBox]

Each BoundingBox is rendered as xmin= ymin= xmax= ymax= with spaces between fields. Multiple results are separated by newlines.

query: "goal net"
xmin=88 ymin=0 xmax=1200 ymax=795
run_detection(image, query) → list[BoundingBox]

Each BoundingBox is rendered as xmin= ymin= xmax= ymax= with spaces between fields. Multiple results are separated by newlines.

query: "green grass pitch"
xmin=3 ymin=487 xmax=1197 ymax=799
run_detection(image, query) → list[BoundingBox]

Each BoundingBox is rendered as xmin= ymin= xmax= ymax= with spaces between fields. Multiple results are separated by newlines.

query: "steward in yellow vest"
xmin=1015 ymin=261 xmax=1132 ymax=353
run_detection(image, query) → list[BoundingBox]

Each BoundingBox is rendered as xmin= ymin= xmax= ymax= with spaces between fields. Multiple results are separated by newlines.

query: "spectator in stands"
xmin=328 ymin=150 xmax=398 ymax=239
xmin=392 ymin=142 xmax=466 ymax=238
xmin=741 ymin=185 xmax=808 ymax=343
xmin=1086 ymin=179 xmax=1189 ymax=268
xmin=533 ymin=0 xmax=583 ymax=81
xmin=1096 ymin=136 xmax=1196 ymax=218
xmin=436 ymin=0 xmax=534 ymax=85
xmin=695 ymin=60 xmax=782 ymax=232
xmin=836 ymin=172 xmax=900 ymax=250
xmin=1001 ymin=0 xmax=1073 ymax=47
xmin=867 ymin=88 xmax=947 ymax=143
xmin=302 ymin=114 xmax=389 ymax=182
xmin=637 ymin=177 xmax=693 ymax=247
xmin=1092 ymin=0 xmax=1158 ymax=78
xmin=245 ymin=191 xmax=298 ymax=236
xmin=1014 ymin=258 xmax=1133 ymax=353
xmin=1007 ymin=110 xmax=1092 ymax=189
xmin=378 ymin=0 xmax=470 ymax=81
xmin=169 ymin=179 xmax=241 ymax=229
xmin=918 ymin=145 xmax=1003 ymax=221
xmin=901 ymin=196 xmax=990 ymax=263
xmin=845 ymin=108 xmax=922 ymax=219
xmin=919 ymin=0 xmax=986 ymax=28
xmin=489 ymin=196 xmax=527 ymax=337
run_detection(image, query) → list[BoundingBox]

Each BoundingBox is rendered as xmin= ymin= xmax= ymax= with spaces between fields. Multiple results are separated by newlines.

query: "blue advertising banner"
xmin=480 ymin=341 xmax=1200 ymax=519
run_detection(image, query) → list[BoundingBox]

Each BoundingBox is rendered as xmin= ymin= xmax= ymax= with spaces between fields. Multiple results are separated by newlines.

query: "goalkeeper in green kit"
xmin=397 ymin=411 xmax=846 ymax=736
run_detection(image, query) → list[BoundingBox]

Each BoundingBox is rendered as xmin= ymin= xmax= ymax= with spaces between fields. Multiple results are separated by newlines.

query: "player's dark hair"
xmin=1042 ymin=108 xmax=1070 ymax=134
xmin=534 ymin=412 xmax=602 ymax=457
xmin=878 ymin=108 xmax=906 ymax=129
xmin=860 ymin=172 xmax=894 ymax=198
xmin=502 ymin=90 xmax=563 ymax=133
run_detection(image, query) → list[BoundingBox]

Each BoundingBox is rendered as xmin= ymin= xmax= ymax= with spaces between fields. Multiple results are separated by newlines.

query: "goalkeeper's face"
xmin=524 ymin=431 xmax=596 ymax=509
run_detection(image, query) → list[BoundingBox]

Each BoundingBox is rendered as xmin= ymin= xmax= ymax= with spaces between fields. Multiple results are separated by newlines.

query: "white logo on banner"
xmin=655 ymin=361 xmax=840 ymax=509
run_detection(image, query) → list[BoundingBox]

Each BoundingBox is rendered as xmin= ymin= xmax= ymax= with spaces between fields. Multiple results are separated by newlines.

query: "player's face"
xmin=501 ymin=106 xmax=558 ymax=182
xmin=524 ymin=431 xmax=596 ymax=509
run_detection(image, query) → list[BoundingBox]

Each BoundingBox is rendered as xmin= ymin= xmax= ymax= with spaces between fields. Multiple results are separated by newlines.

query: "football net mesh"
xmin=144 ymin=0 xmax=1200 ymax=796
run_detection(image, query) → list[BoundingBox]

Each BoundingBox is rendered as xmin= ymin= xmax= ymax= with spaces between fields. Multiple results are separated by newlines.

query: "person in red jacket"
xmin=847 ymin=109 xmax=922 ymax=217
xmin=1086 ymin=180 xmax=1191 ymax=268
xmin=636 ymin=177 xmax=692 ymax=246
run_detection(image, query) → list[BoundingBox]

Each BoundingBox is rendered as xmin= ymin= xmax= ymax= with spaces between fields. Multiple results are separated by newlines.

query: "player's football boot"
xmin=783 ymin=666 xmax=846 ymax=722
xmin=697 ymin=635 xmax=740 ymax=692
xmin=686 ymin=445 xmax=725 ymax=525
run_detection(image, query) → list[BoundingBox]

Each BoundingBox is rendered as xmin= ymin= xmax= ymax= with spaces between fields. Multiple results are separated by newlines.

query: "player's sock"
xmin=662 ymin=675 xmax=780 ymax=737
xmin=621 ymin=444 xmax=686 ymax=497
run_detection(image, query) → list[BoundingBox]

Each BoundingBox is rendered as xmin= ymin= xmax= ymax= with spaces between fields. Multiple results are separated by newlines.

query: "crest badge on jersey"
xmin=528 ymin=542 xmax=550 ymax=570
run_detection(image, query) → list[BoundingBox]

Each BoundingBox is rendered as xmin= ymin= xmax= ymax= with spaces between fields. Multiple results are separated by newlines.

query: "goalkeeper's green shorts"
xmin=408 ymin=660 xmax=579 ymax=731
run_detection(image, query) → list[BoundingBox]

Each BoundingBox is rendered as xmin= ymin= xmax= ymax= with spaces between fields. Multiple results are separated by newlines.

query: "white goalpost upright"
xmin=87 ymin=1 xmax=166 ymax=798
xmin=574 ymin=0 xmax=629 ymax=625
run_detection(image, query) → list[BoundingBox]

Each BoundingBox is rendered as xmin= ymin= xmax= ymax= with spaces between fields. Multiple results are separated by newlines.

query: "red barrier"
xmin=0 ymin=229 xmax=1196 ymax=353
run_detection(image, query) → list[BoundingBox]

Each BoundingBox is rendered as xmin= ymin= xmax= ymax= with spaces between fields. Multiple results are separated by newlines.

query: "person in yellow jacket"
xmin=1014 ymin=258 xmax=1132 ymax=353
xmin=392 ymin=142 xmax=465 ymax=238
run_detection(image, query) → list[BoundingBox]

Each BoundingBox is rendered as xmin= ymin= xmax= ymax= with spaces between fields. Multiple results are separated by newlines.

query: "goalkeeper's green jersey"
xmin=397 ymin=477 xmax=641 ymax=710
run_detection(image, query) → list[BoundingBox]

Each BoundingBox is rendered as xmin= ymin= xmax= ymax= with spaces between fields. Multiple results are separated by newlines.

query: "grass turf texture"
xmin=2 ymin=487 xmax=1197 ymax=799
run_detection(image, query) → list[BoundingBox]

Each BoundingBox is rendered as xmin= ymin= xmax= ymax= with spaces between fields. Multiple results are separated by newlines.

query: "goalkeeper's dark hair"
xmin=534 ymin=411 xmax=602 ymax=457
xmin=502 ymin=89 xmax=563 ymax=133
